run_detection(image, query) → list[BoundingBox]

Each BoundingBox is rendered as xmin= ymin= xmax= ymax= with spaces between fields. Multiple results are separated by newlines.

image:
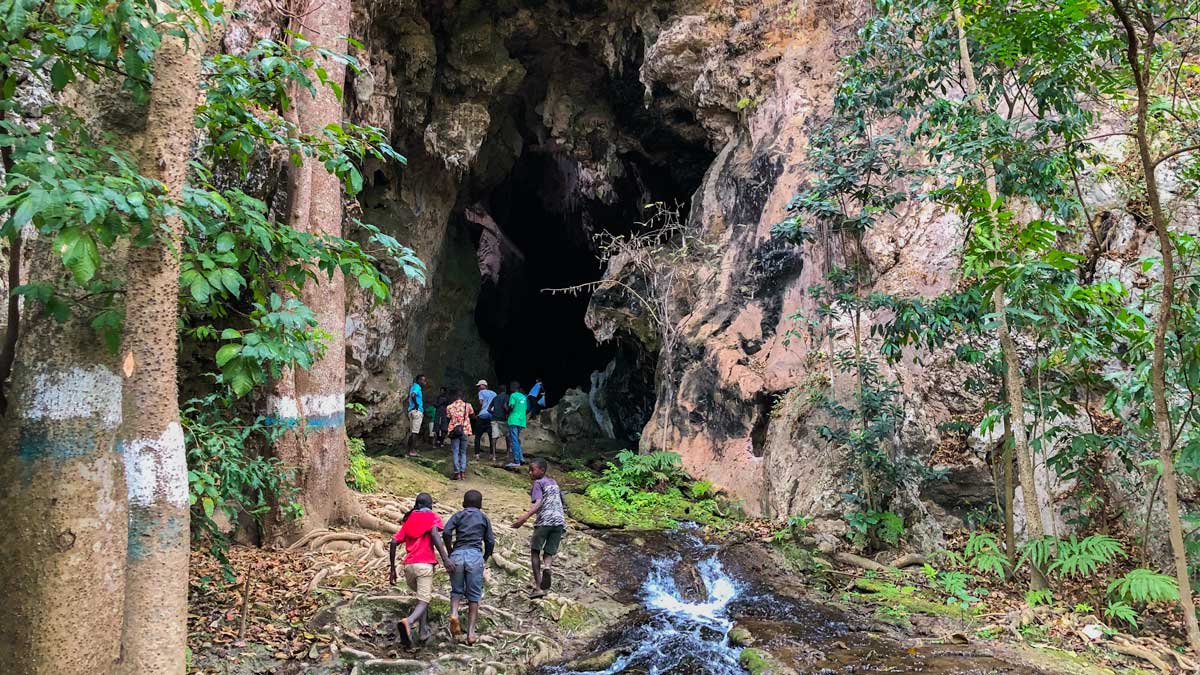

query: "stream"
xmin=547 ymin=526 xmax=1045 ymax=675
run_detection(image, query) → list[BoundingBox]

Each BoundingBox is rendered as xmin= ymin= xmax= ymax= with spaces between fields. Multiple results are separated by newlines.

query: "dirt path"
xmin=188 ymin=448 xmax=634 ymax=675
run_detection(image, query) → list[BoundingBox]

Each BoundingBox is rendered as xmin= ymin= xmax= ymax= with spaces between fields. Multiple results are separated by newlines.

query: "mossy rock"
xmin=373 ymin=457 xmax=450 ymax=497
xmin=851 ymin=578 xmax=968 ymax=618
xmin=564 ymin=493 xmax=627 ymax=529
xmin=728 ymin=625 xmax=755 ymax=647
xmin=473 ymin=464 xmax=530 ymax=489
xmin=540 ymin=596 xmax=602 ymax=632
xmin=569 ymin=648 xmax=623 ymax=671
xmin=738 ymin=648 xmax=795 ymax=675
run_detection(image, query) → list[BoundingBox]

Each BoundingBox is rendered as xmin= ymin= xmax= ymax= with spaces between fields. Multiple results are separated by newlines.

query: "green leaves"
xmin=54 ymin=227 xmax=100 ymax=283
xmin=1107 ymin=568 xmax=1179 ymax=604
xmin=182 ymin=393 xmax=300 ymax=551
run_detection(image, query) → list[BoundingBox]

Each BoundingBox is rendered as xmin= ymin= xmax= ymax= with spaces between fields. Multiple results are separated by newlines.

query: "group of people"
xmin=387 ymin=458 xmax=567 ymax=648
xmin=405 ymin=374 xmax=548 ymax=478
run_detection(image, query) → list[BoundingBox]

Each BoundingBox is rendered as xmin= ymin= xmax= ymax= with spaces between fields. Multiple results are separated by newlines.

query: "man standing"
xmin=407 ymin=374 xmax=426 ymax=457
xmin=505 ymin=381 xmax=527 ymax=468
xmin=528 ymin=377 xmax=547 ymax=418
xmin=512 ymin=458 xmax=566 ymax=599
xmin=490 ymin=384 xmax=509 ymax=462
xmin=475 ymin=380 xmax=497 ymax=460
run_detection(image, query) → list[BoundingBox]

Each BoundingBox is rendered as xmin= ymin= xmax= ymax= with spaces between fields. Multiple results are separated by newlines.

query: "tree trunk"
xmin=1108 ymin=0 xmax=1200 ymax=651
xmin=0 ymin=246 xmax=127 ymax=674
xmin=116 ymin=12 xmax=209 ymax=672
xmin=1003 ymin=413 xmax=1016 ymax=574
xmin=263 ymin=0 xmax=395 ymax=544
xmin=952 ymin=0 xmax=1048 ymax=590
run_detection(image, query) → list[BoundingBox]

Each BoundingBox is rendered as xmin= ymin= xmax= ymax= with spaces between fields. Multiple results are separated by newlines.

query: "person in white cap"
xmin=475 ymin=379 xmax=497 ymax=460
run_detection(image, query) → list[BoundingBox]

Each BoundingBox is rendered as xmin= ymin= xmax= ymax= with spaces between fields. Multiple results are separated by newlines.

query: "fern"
xmin=1017 ymin=536 xmax=1054 ymax=573
xmin=1048 ymin=535 xmax=1125 ymax=578
xmin=1025 ymin=588 xmax=1053 ymax=607
xmin=1104 ymin=600 xmax=1139 ymax=627
xmin=1107 ymin=569 xmax=1179 ymax=604
xmin=964 ymin=532 xmax=1008 ymax=578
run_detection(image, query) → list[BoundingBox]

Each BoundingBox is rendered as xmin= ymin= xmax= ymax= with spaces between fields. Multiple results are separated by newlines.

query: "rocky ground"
xmin=187 ymin=444 xmax=637 ymax=675
xmin=187 ymin=438 xmax=1183 ymax=675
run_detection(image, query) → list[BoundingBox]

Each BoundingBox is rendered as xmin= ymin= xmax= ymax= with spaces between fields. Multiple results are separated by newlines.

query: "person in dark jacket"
xmin=441 ymin=490 xmax=495 ymax=644
xmin=433 ymin=387 xmax=451 ymax=447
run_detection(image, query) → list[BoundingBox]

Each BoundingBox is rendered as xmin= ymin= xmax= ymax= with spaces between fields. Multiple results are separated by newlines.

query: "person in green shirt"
xmin=505 ymin=381 xmax=527 ymax=468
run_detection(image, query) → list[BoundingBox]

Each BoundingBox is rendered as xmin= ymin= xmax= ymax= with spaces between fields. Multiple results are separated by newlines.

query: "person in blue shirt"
xmin=528 ymin=378 xmax=547 ymax=418
xmin=475 ymin=380 xmax=497 ymax=460
xmin=407 ymin=374 xmax=426 ymax=456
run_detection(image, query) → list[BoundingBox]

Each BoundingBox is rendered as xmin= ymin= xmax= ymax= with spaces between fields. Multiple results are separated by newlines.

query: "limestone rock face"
xmin=323 ymin=0 xmax=1192 ymax=558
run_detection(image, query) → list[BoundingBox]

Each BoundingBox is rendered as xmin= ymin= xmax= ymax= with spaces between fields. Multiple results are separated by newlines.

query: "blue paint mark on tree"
xmin=263 ymin=412 xmax=345 ymax=429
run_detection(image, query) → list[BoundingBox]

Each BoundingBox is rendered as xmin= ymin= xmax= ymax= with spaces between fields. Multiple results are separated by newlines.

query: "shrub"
xmin=183 ymin=394 xmax=299 ymax=573
xmin=346 ymin=437 xmax=376 ymax=492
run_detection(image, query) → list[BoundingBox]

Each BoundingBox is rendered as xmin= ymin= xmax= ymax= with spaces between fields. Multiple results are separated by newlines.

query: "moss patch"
xmin=851 ymin=578 xmax=969 ymax=619
xmin=372 ymin=456 xmax=450 ymax=497
xmin=564 ymin=493 xmax=629 ymax=529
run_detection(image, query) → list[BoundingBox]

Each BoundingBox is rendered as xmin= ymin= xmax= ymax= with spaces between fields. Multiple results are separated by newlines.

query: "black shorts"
xmin=531 ymin=525 xmax=565 ymax=556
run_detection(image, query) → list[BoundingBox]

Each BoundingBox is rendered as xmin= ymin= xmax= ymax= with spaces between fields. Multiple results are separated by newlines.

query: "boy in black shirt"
xmin=441 ymin=489 xmax=495 ymax=644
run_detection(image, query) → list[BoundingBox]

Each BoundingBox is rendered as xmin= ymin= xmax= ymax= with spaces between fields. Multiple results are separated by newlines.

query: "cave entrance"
xmin=439 ymin=29 xmax=716 ymax=437
xmin=473 ymin=150 xmax=616 ymax=406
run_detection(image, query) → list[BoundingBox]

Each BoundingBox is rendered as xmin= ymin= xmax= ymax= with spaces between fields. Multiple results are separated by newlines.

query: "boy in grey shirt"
xmin=512 ymin=458 xmax=566 ymax=598
xmin=442 ymin=489 xmax=494 ymax=644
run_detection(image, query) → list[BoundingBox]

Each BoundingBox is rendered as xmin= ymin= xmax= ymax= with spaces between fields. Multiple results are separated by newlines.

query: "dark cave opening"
xmin=451 ymin=26 xmax=716 ymax=437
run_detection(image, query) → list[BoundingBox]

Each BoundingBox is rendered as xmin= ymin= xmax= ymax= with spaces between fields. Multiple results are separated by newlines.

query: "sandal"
xmin=528 ymin=589 xmax=547 ymax=599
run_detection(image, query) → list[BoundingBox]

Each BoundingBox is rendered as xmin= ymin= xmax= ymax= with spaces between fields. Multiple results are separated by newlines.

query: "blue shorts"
xmin=450 ymin=547 xmax=485 ymax=603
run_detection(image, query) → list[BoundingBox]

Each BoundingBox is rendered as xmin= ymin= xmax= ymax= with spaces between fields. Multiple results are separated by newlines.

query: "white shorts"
xmin=408 ymin=410 xmax=423 ymax=434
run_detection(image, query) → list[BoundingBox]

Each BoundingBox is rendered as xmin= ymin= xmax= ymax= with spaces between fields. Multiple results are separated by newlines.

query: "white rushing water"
xmin=561 ymin=546 xmax=747 ymax=675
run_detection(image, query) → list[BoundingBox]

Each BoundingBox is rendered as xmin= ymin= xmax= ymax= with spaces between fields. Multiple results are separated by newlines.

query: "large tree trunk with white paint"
xmin=116 ymin=14 xmax=209 ymax=672
xmin=0 ymin=254 xmax=127 ymax=674
xmin=263 ymin=0 xmax=395 ymax=545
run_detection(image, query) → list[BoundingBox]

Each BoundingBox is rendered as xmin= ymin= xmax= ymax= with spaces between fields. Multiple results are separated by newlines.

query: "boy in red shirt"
xmin=389 ymin=492 xmax=454 ymax=647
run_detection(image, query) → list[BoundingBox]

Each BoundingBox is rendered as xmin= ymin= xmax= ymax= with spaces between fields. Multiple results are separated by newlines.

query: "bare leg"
xmin=402 ymin=600 xmax=428 ymax=644
xmin=541 ymin=553 xmax=556 ymax=588
xmin=467 ymin=602 xmax=480 ymax=642
xmin=449 ymin=595 xmax=462 ymax=636
xmin=529 ymin=551 xmax=542 ymax=593
xmin=418 ymin=607 xmax=431 ymax=641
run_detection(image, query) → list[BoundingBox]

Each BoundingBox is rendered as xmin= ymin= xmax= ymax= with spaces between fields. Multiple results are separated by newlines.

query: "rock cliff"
xmin=317 ymin=0 xmax=1190 ymax=548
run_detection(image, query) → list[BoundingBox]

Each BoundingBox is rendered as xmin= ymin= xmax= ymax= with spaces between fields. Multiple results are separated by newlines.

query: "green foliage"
xmin=771 ymin=514 xmax=813 ymax=543
xmin=1106 ymin=569 xmax=1179 ymax=604
xmin=1047 ymin=535 xmax=1125 ymax=578
xmin=582 ymin=450 xmax=722 ymax=527
xmin=688 ymin=480 xmax=714 ymax=500
xmin=1103 ymin=600 xmax=1138 ymax=628
xmin=593 ymin=450 xmax=687 ymax=494
xmin=964 ymin=532 xmax=1008 ymax=578
xmin=182 ymin=394 xmax=299 ymax=544
xmin=845 ymin=510 xmax=904 ymax=550
xmin=345 ymin=437 xmax=376 ymax=493
xmin=1025 ymin=588 xmax=1054 ymax=608
xmin=938 ymin=569 xmax=980 ymax=611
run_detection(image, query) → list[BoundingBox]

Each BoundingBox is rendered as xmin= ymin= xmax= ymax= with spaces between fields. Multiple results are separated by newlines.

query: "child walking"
xmin=441 ymin=489 xmax=495 ymax=644
xmin=511 ymin=458 xmax=567 ymax=598
xmin=389 ymin=493 xmax=454 ymax=647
